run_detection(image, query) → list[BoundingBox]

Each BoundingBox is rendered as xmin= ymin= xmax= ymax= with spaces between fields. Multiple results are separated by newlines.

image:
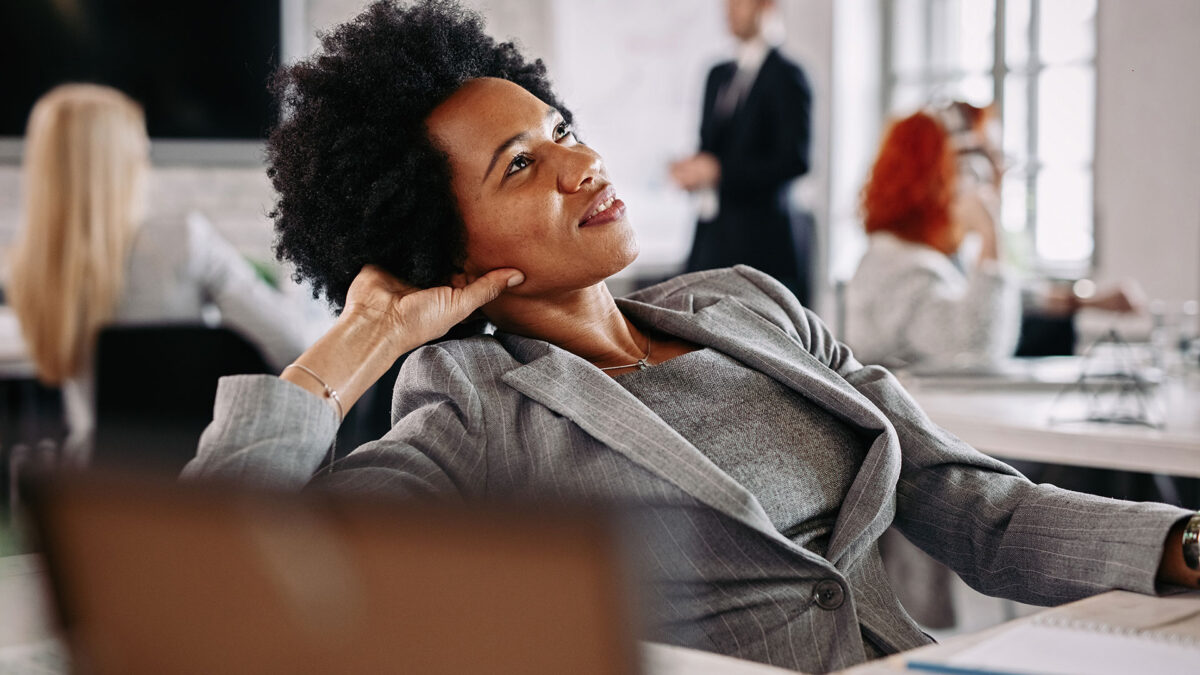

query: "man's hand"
xmin=669 ymin=152 xmax=721 ymax=191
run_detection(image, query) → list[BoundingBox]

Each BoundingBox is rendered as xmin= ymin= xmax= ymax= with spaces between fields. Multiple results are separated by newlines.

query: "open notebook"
xmin=907 ymin=590 xmax=1200 ymax=675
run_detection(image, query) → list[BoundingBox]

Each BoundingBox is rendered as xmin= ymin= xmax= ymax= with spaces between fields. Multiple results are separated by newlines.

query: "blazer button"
xmin=814 ymin=579 xmax=845 ymax=610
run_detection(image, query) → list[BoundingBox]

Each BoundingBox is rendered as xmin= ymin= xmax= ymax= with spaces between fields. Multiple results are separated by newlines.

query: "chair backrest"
xmin=93 ymin=324 xmax=272 ymax=475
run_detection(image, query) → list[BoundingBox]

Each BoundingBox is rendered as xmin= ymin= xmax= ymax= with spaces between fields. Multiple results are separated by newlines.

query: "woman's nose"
xmin=556 ymin=144 xmax=604 ymax=193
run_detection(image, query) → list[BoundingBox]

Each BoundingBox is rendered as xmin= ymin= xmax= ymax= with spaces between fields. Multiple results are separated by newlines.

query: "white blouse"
xmin=61 ymin=212 xmax=315 ymax=459
xmin=843 ymin=231 xmax=1020 ymax=368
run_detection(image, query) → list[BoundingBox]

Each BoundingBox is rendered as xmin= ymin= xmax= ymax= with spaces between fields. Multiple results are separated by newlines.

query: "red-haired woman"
xmin=843 ymin=110 xmax=1020 ymax=367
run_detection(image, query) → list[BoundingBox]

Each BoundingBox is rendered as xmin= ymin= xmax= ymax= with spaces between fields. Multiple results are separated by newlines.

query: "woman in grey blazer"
xmin=185 ymin=2 xmax=1199 ymax=672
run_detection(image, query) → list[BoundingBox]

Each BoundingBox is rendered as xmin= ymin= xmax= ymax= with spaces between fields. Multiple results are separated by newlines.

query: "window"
xmin=882 ymin=0 xmax=1097 ymax=275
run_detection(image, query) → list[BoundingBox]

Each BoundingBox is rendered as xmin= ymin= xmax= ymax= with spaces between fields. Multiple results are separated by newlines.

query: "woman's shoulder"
xmin=629 ymin=265 xmax=794 ymax=307
xmin=626 ymin=265 xmax=811 ymax=339
xmin=127 ymin=214 xmax=188 ymax=258
xmin=855 ymin=233 xmax=963 ymax=285
xmin=126 ymin=211 xmax=223 ymax=269
xmin=402 ymin=334 xmax=516 ymax=379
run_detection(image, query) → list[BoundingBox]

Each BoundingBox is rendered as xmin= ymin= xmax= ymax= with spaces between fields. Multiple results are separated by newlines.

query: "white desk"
xmin=902 ymin=367 xmax=1200 ymax=478
xmin=840 ymin=589 xmax=1200 ymax=674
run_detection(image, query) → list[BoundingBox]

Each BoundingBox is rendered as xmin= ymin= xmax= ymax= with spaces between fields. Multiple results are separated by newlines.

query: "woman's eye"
xmin=554 ymin=121 xmax=572 ymax=140
xmin=505 ymin=153 xmax=531 ymax=176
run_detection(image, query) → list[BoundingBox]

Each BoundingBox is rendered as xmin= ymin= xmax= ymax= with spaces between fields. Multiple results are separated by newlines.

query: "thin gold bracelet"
xmin=283 ymin=363 xmax=345 ymax=423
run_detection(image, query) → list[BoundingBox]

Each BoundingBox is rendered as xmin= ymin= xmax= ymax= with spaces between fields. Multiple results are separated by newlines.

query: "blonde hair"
xmin=8 ymin=84 xmax=149 ymax=384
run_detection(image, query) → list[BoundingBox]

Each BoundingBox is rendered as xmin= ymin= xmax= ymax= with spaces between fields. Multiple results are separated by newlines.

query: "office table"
xmin=7 ymin=552 xmax=1196 ymax=674
xmin=840 ymin=588 xmax=1200 ymax=674
xmin=901 ymin=367 xmax=1200 ymax=478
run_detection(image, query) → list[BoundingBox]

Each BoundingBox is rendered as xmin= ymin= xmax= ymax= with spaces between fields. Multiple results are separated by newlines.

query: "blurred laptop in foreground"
xmin=25 ymin=473 xmax=646 ymax=675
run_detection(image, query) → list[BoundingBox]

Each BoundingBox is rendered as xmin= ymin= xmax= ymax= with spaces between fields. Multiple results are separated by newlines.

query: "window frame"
xmin=880 ymin=0 xmax=1098 ymax=278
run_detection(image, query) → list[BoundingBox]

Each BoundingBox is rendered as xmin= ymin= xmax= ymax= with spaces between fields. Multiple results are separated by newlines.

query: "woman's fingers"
xmin=344 ymin=264 xmax=524 ymax=347
xmin=454 ymin=268 xmax=524 ymax=316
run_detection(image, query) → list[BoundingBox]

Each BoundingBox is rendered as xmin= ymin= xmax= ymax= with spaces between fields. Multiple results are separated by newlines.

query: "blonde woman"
xmin=7 ymin=84 xmax=310 ymax=458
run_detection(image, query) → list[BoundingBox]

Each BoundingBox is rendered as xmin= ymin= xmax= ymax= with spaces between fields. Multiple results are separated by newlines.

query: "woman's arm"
xmin=182 ymin=264 xmax=523 ymax=489
xmin=732 ymin=265 xmax=1196 ymax=601
xmin=279 ymin=265 xmax=524 ymax=416
xmin=185 ymin=212 xmax=311 ymax=370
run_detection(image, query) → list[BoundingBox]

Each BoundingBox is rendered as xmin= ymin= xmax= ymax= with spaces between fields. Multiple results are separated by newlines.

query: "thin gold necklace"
xmin=596 ymin=334 xmax=652 ymax=371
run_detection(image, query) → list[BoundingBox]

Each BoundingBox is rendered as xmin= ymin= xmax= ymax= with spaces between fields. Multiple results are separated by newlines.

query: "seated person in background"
xmin=845 ymin=109 xmax=1019 ymax=368
xmin=185 ymin=2 xmax=1199 ymax=672
xmin=6 ymin=84 xmax=311 ymax=460
xmin=845 ymin=106 xmax=1141 ymax=368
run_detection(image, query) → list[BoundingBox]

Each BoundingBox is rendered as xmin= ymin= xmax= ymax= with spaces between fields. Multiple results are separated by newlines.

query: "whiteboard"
xmin=548 ymin=0 xmax=733 ymax=276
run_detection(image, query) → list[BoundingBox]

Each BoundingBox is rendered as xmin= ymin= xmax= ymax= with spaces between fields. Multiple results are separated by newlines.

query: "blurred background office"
xmin=0 ymin=0 xmax=1197 ymax=627
xmin=2 ymin=0 xmax=1196 ymax=344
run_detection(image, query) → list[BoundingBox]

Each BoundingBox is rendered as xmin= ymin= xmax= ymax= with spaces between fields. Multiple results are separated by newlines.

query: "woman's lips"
xmin=579 ymin=197 xmax=626 ymax=227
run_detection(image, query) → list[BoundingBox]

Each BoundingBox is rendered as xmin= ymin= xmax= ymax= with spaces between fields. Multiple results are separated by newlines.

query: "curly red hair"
xmin=860 ymin=111 xmax=959 ymax=253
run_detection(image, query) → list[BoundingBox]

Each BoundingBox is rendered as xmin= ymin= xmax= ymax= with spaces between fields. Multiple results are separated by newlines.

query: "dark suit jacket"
xmin=187 ymin=266 xmax=1187 ymax=673
xmin=687 ymin=50 xmax=814 ymax=304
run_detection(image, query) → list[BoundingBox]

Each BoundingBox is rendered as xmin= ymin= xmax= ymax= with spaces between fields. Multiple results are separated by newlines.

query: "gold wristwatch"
xmin=1184 ymin=512 xmax=1200 ymax=570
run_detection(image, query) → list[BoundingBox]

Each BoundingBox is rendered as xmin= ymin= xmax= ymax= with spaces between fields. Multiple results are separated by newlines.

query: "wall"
xmin=826 ymin=0 xmax=883 ymax=322
xmin=778 ymin=0 xmax=836 ymax=317
xmin=1093 ymin=0 xmax=1200 ymax=306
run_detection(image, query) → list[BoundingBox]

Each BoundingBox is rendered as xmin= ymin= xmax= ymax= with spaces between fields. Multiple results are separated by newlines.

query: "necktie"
xmin=715 ymin=66 xmax=753 ymax=120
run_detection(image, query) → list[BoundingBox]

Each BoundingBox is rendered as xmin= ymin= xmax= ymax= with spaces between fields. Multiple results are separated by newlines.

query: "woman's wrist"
xmin=336 ymin=306 xmax=421 ymax=364
xmin=281 ymin=308 xmax=415 ymax=414
xmin=1158 ymin=517 xmax=1200 ymax=589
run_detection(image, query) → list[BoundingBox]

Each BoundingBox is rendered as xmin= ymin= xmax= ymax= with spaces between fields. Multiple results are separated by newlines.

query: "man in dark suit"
xmin=671 ymin=0 xmax=814 ymax=305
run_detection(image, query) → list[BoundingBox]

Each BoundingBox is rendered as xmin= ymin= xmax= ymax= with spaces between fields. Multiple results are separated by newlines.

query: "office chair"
xmin=92 ymin=324 xmax=273 ymax=475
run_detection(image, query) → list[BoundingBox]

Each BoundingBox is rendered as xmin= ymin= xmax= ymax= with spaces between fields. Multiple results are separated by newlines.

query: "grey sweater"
xmin=617 ymin=347 xmax=865 ymax=557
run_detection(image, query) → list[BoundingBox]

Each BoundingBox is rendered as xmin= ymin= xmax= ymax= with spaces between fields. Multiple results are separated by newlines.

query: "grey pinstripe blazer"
xmin=184 ymin=265 xmax=1188 ymax=673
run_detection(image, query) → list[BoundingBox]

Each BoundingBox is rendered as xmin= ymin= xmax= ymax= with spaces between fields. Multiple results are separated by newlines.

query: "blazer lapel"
xmin=732 ymin=49 xmax=774 ymax=121
xmin=496 ymin=333 xmax=794 ymax=548
xmin=617 ymin=295 xmax=903 ymax=569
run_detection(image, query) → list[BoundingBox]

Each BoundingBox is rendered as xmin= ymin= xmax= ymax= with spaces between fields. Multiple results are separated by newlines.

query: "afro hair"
xmin=267 ymin=0 xmax=572 ymax=311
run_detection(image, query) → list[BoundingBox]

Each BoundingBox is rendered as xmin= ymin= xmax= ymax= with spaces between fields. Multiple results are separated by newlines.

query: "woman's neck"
xmin=485 ymin=282 xmax=649 ymax=367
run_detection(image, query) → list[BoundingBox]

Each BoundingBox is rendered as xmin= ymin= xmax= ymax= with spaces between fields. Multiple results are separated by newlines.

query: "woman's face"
xmin=426 ymin=78 xmax=638 ymax=295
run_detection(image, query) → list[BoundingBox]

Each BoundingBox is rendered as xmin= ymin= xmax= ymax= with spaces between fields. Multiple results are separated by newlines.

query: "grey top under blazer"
xmin=184 ymin=265 xmax=1188 ymax=673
